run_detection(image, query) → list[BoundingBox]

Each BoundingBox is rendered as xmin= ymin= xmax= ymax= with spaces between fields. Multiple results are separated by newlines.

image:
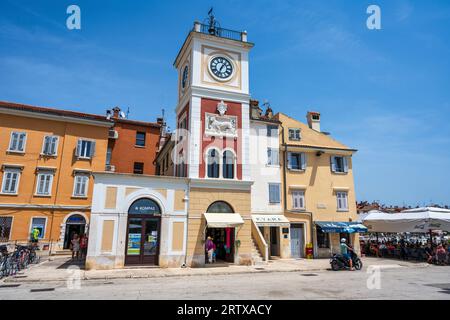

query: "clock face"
xmin=210 ymin=56 xmax=233 ymax=80
xmin=182 ymin=65 xmax=189 ymax=89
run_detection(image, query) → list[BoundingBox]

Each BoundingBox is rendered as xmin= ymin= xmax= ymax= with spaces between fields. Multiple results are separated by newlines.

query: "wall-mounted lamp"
xmin=316 ymin=151 xmax=324 ymax=157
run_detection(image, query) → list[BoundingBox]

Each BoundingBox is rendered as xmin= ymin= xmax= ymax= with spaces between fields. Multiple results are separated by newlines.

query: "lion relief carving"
xmin=205 ymin=113 xmax=237 ymax=137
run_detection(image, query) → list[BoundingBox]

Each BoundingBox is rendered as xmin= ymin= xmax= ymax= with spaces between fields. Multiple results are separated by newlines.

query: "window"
xmin=73 ymin=174 xmax=89 ymax=197
xmin=288 ymin=152 xmax=306 ymax=170
xmin=42 ymin=136 xmax=59 ymax=156
xmin=1 ymin=168 xmax=20 ymax=194
xmin=136 ymin=132 xmax=146 ymax=147
xmin=0 ymin=217 xmax=13 ymax=242
xmin=207 ymin=149 xmax=220 ymax=178
xmin=288 ymin=128 xmax=301 ymax=141
xmin=267 ymin=125 xmax=278 ymax=137
xmin=292 ymin=190 xmax=305 ymax=210
xmin=36 ymin=172 xmax=54 ymax=195
xmin=269 ymin=183 xmax=281 ymax=204
xmin=336 ymin=192 xmax=349 ymax=211
xmin=207 ymin=201 xmax=234 ymax=213
xmin=222 ymin=151 xmax=235 ymax=179
xmin=30 ymin=217 xmax=46 ymax=239
xmin=178 ymin=117 xmax=187 ymax=142
xmin=8 ymin=132 xmax=27 ymax=152
xmin=317 ymin=226 xmax=330 ymax=249
xmin=76 ymin=139 xmax=95 ymax=159
xmin=133 ymin=162 xmax=144 ymax=174
xmin=331 ymin=156 xmax=348 ymax=173
xmin=267 ymin=148 xmax=279 ymax=166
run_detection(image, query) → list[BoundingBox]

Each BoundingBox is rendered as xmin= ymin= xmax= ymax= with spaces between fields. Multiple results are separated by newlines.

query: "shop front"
xmin=252 ymin=215 xmax=290 ymax=259
xmin=314 ymin=221 xmax=366 ymax=258
xmin=86 ymin=173 xmax=189 ymax=270
xmin=186 ymin=185 xmax=253 ymax=267
xmin=125 ymin=198 xmax=161 ymax=266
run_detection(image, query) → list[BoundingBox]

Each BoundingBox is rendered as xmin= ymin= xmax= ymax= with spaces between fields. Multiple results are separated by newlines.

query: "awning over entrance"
xmin=315 ymin=221 xmax=368 ymax=233
xmin=204 ymin=213 xmax=245 ymax=228
xmin=252 ymin=215 xmax=290 ymax=227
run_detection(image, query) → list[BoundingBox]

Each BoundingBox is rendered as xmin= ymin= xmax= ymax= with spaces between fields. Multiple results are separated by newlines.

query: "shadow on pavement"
xmin=55 ymin=258 xmax=85 ymax=270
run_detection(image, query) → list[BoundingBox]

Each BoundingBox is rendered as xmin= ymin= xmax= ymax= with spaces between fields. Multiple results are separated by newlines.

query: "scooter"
xmin=330 ymin=251 xmax=363 ymax=271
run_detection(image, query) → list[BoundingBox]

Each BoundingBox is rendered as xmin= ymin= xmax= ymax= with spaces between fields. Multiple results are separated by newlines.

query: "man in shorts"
xmin=340 ymin=238 xmax=354 ymax=271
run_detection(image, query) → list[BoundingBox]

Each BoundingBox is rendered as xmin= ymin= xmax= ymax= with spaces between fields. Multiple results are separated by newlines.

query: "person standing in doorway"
xmin=71 ymin=233 xmax=80 ymax=261
xmin=80 ymin=233 xmax=88 ymax=260
xmin=205 ymin=236 xmax=216 ymax=264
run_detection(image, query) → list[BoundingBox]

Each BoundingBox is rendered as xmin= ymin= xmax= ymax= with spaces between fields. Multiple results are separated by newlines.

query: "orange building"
xmin=106 ymin=107 xmax=162 ymax=175
xmin=0 ymin=101 xmax=111 ymax=252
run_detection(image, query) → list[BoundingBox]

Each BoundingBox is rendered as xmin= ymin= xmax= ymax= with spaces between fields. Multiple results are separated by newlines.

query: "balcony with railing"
xmin=193 ymin=22 xmax=248 ymax=43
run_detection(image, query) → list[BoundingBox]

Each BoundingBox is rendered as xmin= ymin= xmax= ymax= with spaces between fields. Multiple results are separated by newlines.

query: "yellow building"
xmin=0 ymin=101 xmax=111 ymax=252
xmin=276 ymin=112 xmax=362 ymax=258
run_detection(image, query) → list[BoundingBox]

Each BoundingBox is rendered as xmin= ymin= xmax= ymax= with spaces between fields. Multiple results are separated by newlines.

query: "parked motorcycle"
xmin=330 ymin=251 xmax=363 ymax=271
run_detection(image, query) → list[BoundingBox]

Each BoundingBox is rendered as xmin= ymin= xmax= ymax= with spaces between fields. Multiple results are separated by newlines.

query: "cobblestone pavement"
xmin=0 ymin=257 xmax=448 ymax=300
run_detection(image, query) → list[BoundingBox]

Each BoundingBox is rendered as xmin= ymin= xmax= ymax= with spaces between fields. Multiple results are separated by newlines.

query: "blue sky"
xmin=1 ymin=0 xmax=449 ymax=205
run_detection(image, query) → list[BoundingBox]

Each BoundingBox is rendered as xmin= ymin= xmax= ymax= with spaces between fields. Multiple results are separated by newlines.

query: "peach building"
xmin=0 ymin=101 xmax=111 ymax=252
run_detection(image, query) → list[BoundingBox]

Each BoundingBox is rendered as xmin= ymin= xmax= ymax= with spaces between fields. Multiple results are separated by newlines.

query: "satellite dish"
xmin=119 ymin=111 xmax=126 ymax=118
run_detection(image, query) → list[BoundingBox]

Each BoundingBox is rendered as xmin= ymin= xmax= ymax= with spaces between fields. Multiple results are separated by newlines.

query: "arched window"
xmin=207 ymin=201 xmax=234 ymax=213
xmin=66 ymin=214 xmax=86 ymax=225
xmin=222 ymin=150 xmax=235 ymax=179
xmin=128 ymin=198 xmax=161 ymax=215
xmin=207 ymin=149 xmax=220 ymax=178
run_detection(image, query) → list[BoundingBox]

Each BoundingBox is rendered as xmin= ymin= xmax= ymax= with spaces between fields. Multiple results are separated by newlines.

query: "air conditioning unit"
xmin=108 ymin=130 xmax=119 ymax=139
xmin=105 ymin=165 xmax=116 ymax=172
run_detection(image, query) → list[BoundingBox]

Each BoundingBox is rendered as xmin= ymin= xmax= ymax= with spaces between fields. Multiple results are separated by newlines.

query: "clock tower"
xmin=173 ymin=11 xmax=256 ymax=267
xmin=173 ymin=12 xmax=254 ymax=181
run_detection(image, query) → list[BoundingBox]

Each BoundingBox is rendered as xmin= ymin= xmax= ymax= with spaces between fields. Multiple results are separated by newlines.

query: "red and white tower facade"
xmin=173 ymin=18 xmax=253 ymax=182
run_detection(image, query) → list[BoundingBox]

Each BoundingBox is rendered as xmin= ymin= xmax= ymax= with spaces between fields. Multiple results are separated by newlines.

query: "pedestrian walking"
xmin=71 ymin=233 xmax=80 ymax=261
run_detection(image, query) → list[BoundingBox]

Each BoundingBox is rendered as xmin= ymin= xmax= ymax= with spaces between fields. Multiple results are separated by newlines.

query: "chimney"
xmin=112 ymin=106 xmax=121 ymax=119
xmin=307 ymin=111 xmax=321 ymax=132
xmin=250 ymin=100 xmax=262 ymax=119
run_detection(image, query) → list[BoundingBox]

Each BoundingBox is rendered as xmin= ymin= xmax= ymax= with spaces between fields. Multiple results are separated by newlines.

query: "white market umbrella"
xmin=362 ymin=207 xmax=450 ymax=236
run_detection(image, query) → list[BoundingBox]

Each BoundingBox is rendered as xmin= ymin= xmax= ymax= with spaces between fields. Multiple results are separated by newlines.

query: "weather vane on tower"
xmin=206 ymin=7 xmax=220 ymax=35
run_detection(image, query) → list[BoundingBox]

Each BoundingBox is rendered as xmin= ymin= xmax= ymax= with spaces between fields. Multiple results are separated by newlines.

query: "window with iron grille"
xmin=0 ymin=217 xmax=12 ymax=242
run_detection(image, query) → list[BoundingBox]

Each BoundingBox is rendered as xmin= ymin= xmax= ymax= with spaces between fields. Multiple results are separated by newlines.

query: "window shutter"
xmin=10 ymin=133 xmax=17 ymax=150
xmin=343 ymin=157 xmax=349 ymax=173
xmin=76 ymin=140 xmax=82 ymax=157
xmin=274 ymin=149 xmax=279 ymax=165
xmin=18 ymin=133 xmax=25 ymax=151
xmin=90 ymin=141 xmax=96 ymax=158
xmin=269 ymin=185 xmax=274 ymax=203
xmin=301 ymin=153 xmax=307 ymax=170
xmin=330 ymin=156 xmax=336 ymax=172
xmin=42 ymin=136 xmax=49 ymax=154
xmin=52 ymin=137 xmax=58 ymax=155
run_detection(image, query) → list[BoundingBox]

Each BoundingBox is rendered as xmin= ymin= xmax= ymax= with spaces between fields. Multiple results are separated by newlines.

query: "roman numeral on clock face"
xmin=210 ymin=56 xmax=233 ymax=79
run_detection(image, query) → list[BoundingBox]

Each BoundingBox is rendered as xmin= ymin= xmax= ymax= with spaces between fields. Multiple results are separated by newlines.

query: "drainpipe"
xmin=182 ymin=178 xmax=191 ymax=268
